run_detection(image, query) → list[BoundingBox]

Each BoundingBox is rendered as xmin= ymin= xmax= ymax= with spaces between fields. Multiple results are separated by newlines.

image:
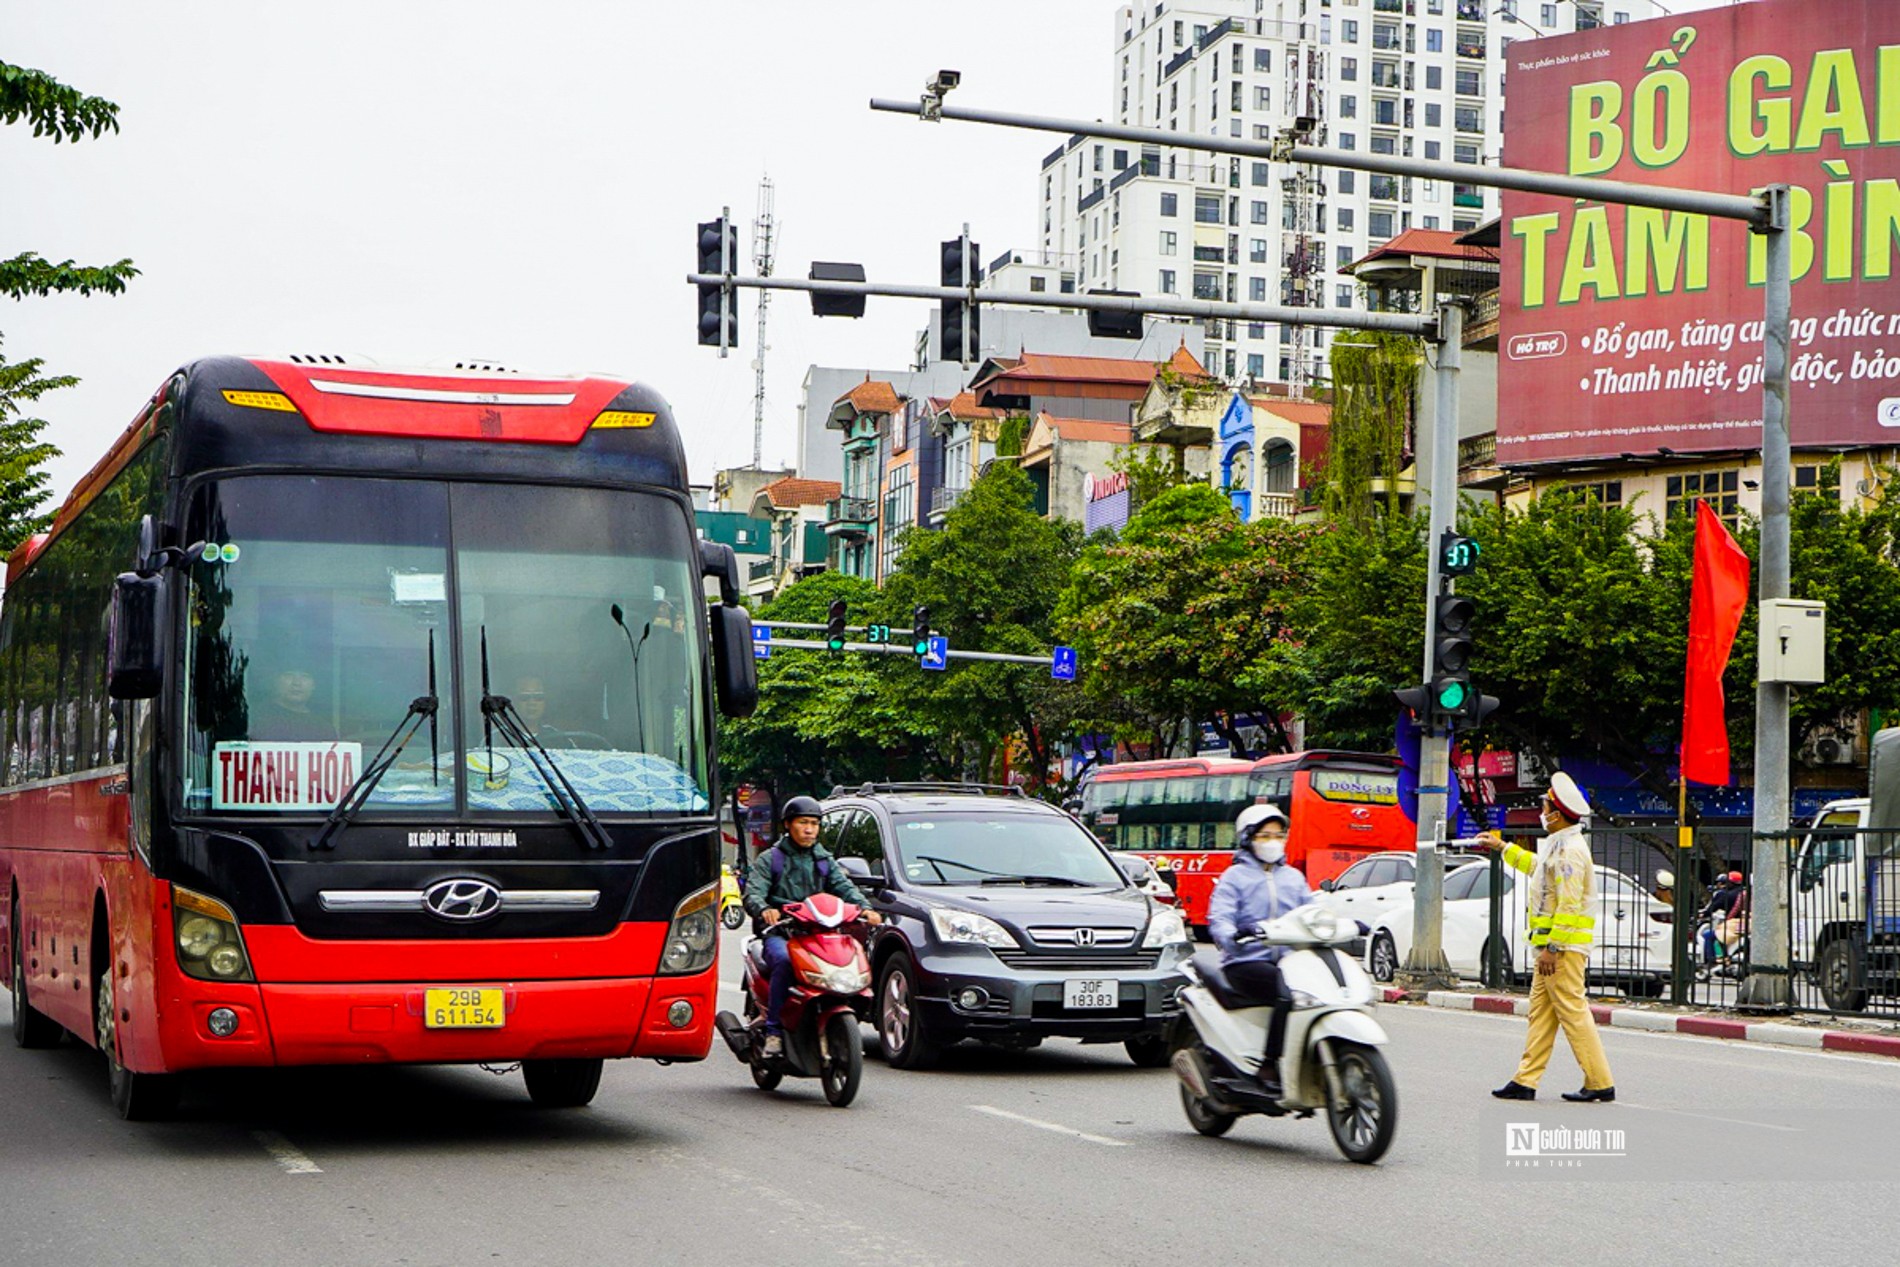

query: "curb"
xmin=1380 ymin=986 xmax=1900 ymax=1060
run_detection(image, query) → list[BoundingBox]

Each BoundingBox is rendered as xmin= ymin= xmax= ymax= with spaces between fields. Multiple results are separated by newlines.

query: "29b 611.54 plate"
xmin=424 ymin=987 xmax=504 ymax=1029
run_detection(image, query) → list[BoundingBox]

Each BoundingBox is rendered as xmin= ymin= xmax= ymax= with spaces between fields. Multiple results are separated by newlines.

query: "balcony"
xmin=824 ymin=496 xmax=876 ymax=537
xmin=1080 ymin=184 xmax=1107 ymax=212
xmin=1454 ymin=185 xmax=1484 ymax=208
xmin=1256 ymin=491 xmax=1299 ymax=520
xmin=1456 ymin=39 xmax=1487 ymax=60
xmin=747 ymin=557 xmax=778 ymax=583
xmin=930 ymin=485 xmax=966 ymax=518
xmin=1369 ymin=176 xmax=1400 ymax=202
xmin=1456 ymin=0 xmax=1487 ymax=19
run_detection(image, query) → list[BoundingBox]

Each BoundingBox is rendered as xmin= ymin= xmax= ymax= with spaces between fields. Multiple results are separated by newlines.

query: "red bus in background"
xmin=1 ymin=355 xmax=758 ymax=1119
xmin=1079 ymin=751 xmax=1413 ymax=929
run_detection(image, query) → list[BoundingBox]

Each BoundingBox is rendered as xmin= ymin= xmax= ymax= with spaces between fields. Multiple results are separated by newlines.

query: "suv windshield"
xmin=180 ymin=475 xmax=710 ymax=818
xmin=891 ymin=812 xmax=1124 ymax=887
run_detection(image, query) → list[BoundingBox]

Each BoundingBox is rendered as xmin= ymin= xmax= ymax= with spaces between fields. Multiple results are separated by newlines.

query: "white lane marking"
xmin=253 ymin=1130 xmax=322 ymax=1174
xmin=969 ymin=1104 xmax=1129 ymax=1147
xmin=1391 ymin=1000 xmax=1900 ymax=1071
xmin=1612 ymin=1102 xmax=1802 ymax=1132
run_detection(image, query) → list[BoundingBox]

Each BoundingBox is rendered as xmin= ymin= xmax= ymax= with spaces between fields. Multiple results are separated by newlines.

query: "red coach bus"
xmin=1 ymin=355 xmax=758 ymax=1118
xmin=1080 ymin=751 xmax=1413 ymax=928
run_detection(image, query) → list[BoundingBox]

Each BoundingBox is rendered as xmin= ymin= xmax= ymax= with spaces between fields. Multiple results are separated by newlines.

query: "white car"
xmin=1311 ymin=850 xmax=1486 ymax=933
xmin=1365 ymin=859 xmax=1672 ymax=990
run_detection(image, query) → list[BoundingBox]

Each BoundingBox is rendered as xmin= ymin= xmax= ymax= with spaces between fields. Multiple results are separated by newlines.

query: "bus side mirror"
xmin=108 ymin=572 xmax=165 ymax=700
xmin=699 ymin=541 xmax=742 ymax=606
xmin=708 ymin=604 xmax=758 ymax=718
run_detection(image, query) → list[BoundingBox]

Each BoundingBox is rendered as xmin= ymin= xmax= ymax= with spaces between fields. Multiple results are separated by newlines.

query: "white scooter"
xmin=1171 ymin=903 xmax=1398 ymax=1164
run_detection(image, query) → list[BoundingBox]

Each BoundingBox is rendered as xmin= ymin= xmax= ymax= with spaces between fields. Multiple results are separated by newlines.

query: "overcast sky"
xmin=5 ymin=1 xmax=1119 ymax=501
xmin=6 ymin=0 xmax=1740 ymax=506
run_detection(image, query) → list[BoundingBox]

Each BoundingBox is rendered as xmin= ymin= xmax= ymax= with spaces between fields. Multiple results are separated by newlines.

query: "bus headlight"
xmin=172 ymin=887 xmax=254 ymax=983
xmin=660 ymin=883 xmax=719 ymax=975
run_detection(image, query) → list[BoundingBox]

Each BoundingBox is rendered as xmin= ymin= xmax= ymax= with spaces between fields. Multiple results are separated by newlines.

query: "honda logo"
xmin=1072 ymin=927 xmax=1097 ymax=947
xmin=423 ymin=878 xmax=502 ymax=922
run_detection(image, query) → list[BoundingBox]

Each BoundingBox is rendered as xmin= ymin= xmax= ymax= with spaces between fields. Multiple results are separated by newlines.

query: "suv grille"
xmin=993 ymin=949 xmax=1161 ymax=972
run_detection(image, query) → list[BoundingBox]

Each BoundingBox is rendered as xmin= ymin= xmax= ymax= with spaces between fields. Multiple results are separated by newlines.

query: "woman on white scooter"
xmin=1206 ymin=803 xmax=1312 ymax=1097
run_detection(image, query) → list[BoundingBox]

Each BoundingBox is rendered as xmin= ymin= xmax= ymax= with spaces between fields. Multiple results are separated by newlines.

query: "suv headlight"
xmin=929 ymin=907 xmax=1019 ymax=949
xmin=661 ymin=882 xmax=719 ymax=975
xmin=1142 ymin=909 xmax=1190 ymax=948
xmin=172 ymin=887 xmax=254 ymax=983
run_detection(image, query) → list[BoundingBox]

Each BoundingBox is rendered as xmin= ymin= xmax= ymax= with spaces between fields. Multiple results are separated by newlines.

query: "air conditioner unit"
xmin=1802 ymin=732 xmax=1857 ymax=767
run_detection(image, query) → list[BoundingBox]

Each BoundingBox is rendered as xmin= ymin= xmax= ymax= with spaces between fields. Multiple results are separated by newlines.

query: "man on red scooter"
xmin=743 ymin=795 xmax=882 ymax=1057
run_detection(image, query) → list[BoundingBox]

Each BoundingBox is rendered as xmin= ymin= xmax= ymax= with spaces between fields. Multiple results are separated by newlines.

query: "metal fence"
xmin=1475 ymin=823 xmax=1900 ymax=1021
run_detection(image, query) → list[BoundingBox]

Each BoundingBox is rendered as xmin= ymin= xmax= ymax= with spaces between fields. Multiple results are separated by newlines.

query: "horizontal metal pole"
xmin=755 ymin=621 xmax=918 ymax=634
xmin=870 ymin=97 xmax=1767 ymax=227
xmin=688 ymin=271 xmax=1434 ymax=336
xmin=757 ymin=637 xmax=1057 ymax=667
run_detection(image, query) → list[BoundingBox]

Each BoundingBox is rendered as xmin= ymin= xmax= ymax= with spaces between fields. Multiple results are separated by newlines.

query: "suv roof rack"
xmin=829 ymin=781 xmax=1029 ymax=799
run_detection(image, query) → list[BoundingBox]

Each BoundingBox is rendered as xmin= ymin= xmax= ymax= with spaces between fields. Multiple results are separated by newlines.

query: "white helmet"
xmin=1236 ymin=802 xmax=1289 ymax=845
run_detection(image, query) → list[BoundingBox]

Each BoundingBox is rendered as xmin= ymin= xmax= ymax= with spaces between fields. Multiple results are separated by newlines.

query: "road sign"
xmin=752 ymin=623 xmax=771 ymax=660
xmin=921 ymin=635 xmax=949 ymax=672
xmin=1051 ymin=645 xmax=1077 ymax=681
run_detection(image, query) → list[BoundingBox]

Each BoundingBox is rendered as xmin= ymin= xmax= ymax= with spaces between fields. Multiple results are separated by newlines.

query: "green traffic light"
xmin=828 ymin=637 xmax=846 ymax=652
xmin=1436 ymin=681 xmax=1468 ymax=710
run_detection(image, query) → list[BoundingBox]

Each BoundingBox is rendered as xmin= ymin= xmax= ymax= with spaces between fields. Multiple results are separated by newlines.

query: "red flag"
xmin=1680 ymin=501 xmax=1751 ymax=786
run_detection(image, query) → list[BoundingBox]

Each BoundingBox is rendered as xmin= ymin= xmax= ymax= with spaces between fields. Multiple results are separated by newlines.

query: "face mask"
xmin=1252 ymin=837 xmax=1286 ymax=865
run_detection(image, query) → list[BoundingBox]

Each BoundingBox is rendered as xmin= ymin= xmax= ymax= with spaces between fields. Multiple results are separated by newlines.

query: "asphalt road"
xmin=5 ymin=930 xmax=1899 ymax=1267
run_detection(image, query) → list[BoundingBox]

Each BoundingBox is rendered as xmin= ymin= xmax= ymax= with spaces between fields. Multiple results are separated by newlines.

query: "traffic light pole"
xmin=684 ymin=270 xmax=1435 ymax=337
xmin=1401 ymin=298 xmax=1465 ymax=992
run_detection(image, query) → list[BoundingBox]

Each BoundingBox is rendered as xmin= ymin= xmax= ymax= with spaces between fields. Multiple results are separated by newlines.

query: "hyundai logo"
xmin=424 ymin=878 xmax=502 ymax=922
xmin=1073 ymin=927 xmax=1097 ymax=947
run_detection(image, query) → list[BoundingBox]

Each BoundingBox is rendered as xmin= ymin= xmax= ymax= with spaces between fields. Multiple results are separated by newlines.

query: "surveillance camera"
xmin=928 ymin=69 xmax=962 ymax=95
xmin=1294 ymin=114 xmax=1319 ymax=136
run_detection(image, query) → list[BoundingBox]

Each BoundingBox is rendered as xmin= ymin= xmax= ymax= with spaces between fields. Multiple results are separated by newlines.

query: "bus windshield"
xmin=1082 ymin=771 xmax=1254 ymax=850
xmin=180 ymin=476 xmax=710 ymax=818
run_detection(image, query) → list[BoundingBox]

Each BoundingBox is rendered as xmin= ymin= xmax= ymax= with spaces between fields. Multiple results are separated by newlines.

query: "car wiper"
xmin=980 ymin=877 xmax=1102 ymax=888
xmin=479 ymin=627 xmax=611 ymax=851
xmin=309 ymin=694 xmax=438 ymax=851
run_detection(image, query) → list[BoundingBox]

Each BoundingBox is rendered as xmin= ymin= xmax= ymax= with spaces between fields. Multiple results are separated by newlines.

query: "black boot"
xmin=1561 ymin=1086 xmax=1615 ymax=1103
xmin=1491 ymin=1080 xmax=1536 ymax=1100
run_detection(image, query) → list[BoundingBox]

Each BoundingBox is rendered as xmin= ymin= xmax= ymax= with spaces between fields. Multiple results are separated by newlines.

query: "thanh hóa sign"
xmin=213 ymin=741 xmax=364 ymax=810
xmin=1499 ymin=1 xmax=1900 ymax=465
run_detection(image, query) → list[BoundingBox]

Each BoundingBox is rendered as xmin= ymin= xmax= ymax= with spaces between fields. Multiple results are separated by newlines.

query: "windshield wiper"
xmin=309 ymin=694 xmax=438 ymax=851
xmin=978 ymin=874 xmax=1097 ymax=887
xmin=479 ymin=626 xmax=611 ymax=851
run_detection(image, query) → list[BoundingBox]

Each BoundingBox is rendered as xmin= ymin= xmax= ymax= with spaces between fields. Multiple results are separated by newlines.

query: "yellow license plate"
xmin=424 ymin=987 xmax=505 ymax=1029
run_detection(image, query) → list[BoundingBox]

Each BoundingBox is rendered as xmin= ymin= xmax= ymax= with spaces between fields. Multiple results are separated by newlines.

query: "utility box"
xmin=1758 ymin=598 xmax=1826 ymax=684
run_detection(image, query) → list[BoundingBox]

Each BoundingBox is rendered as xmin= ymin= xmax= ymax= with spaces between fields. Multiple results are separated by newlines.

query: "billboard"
xmin=1499 ymin=1 xmax=1900 ymax=466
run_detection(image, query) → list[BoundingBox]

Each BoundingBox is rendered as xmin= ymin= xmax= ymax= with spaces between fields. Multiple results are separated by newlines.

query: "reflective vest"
xmin=1501 ymin=828 xmax=1596 ymax=951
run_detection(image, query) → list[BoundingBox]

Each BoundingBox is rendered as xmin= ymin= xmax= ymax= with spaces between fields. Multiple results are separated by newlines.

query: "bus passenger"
xmin=249 ymin=665 xmax=335 ymax=741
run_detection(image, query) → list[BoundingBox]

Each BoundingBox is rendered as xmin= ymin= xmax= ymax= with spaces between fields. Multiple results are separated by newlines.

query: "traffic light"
xmin=1440 ymin=529 xmax=1481 ymax=577
xmin=696 ymin=216 xmax=738 ymax=349
xmin=1430 ymin=593 xmax=1475 ymax=728
xmin=826 ymin=599 xmax=848 ymax=652
xmin=939 ymin=234 xmax=981 ymax=364
xmin=911 ymin=605 xmax=932 ymax=655
xmin=1084 ymin=289 xmax=1144 ymax=339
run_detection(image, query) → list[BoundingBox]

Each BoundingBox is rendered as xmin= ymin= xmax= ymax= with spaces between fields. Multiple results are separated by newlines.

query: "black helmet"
xmin=781 ymin=795 xmax=823 ymax=825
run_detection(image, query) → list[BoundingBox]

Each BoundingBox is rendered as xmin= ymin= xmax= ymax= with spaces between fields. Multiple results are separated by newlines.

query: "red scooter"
xmin=714 ymin=893 xmax=873 ymax=1107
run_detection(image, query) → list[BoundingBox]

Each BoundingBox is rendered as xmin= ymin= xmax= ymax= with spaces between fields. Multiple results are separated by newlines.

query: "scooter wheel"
xmin=1324 ymin=1042 xmax=1397 ymax=1165
xmin=722 ymin=905 xmax=746 ymax=931
xmin=820 ymin=1011 xmax=863 ymax=1108
xmin=1179 ymin=1079 xmax=1237 ymax=1137
xmin=751 ymin=1060 xmax=783 ymax=1091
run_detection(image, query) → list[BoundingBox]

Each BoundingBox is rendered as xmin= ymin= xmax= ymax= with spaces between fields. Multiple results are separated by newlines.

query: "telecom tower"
xmin=749 ymin=175 xmax=776 ymax=468
xmin=1280 ymin=41 xmax=1328 ymax=399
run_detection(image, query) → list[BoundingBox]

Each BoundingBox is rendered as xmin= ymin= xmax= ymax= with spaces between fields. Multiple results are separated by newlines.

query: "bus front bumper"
xmin=155 ymin=970 xmax=717 ymax=1070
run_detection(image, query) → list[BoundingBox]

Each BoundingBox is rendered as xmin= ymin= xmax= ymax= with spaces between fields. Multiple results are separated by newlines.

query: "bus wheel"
xmin=95 ymin=964 xmax=175 ymax=1120
xmin=10 ymin=897 xmax=61 ymax=1049
xmin=523 ymin=1057 xmax=604 ymax=1108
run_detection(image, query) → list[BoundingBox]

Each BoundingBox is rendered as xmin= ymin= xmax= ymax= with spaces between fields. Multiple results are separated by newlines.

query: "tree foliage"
xmin=882 ymin=462 xmax=1085 ymax=790
xmin=1 ymin=58 xmax=134 ymax=549
xmin=1058 ymin=483 xmax=1312 ymax=757
xmin=0 ymin=338 xmax=66 ymax=551
xmin=1323 ymin=332 xmax=1421 ymax=526
xmin=0 ymin=59 xmax=120 ymax=141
